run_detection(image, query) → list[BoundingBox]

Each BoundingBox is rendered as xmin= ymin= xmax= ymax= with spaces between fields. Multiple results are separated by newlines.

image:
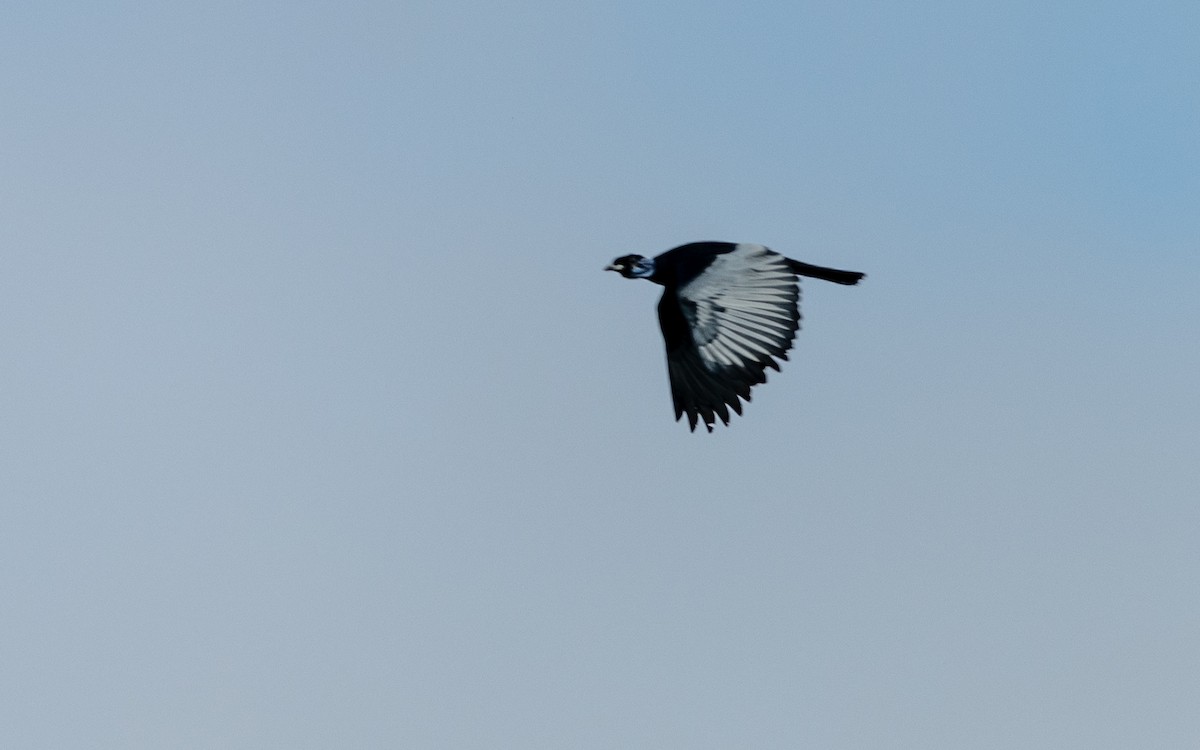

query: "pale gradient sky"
xmin=2 ymin=2 xmax=1198 ymax=748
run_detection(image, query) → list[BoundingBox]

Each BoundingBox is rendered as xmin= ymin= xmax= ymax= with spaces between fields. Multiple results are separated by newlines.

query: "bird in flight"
xmin=607 ymin=241 xmax=864 ymax=432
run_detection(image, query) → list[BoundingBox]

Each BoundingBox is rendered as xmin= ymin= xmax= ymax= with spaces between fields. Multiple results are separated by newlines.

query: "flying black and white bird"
xmin=607 ymin=241 xmax=864 ymax=432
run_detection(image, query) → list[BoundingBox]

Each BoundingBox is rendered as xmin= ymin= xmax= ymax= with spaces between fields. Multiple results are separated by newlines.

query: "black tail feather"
xmin=785 ymin=259 xmax=865 ymax=286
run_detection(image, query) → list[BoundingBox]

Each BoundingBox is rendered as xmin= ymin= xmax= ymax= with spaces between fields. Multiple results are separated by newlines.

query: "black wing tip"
xmin=680 ymin=398 xmax=740 ymax=433
xmin=671 ymin=359 xmax=761 ymax=433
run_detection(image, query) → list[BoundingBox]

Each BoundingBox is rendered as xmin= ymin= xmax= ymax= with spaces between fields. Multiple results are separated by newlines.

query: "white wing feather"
xmin=676 ymin=243 xmax=801 ymax=374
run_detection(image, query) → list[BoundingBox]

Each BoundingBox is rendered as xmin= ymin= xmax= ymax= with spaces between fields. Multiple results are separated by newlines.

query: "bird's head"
xmin=605 ymin=254 xmax=656 ymax=279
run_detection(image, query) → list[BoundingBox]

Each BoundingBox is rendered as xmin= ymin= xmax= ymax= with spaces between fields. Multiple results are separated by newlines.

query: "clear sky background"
xmin=2 ymin=1 xmax=1198 ymax=748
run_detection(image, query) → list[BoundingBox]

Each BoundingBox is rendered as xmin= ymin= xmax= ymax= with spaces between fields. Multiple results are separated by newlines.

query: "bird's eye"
xmin=632 ymin=258 xmax=656 ymax=277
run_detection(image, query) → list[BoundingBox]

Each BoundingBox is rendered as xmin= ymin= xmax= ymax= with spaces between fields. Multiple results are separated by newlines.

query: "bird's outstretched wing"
xmin=656 ymin=244 xmax=801 ymax=432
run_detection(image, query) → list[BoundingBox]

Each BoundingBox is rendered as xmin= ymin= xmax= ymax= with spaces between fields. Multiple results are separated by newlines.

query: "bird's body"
xmin=607 ymin=242 xmax=864 ymax=432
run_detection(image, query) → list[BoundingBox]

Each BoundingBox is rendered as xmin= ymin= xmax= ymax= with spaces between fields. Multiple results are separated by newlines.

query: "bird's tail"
xmin=786 ymin=259 xmax=865 ymax=286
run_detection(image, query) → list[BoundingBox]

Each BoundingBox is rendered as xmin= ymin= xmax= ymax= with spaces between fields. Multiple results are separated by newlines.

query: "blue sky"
xmin=2 ymin=2 xmax=1198 ymax=748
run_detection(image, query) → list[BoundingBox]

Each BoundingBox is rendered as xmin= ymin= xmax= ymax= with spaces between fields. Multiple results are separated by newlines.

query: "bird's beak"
xmin=604 ymin=264 xmax=619 ymax=272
